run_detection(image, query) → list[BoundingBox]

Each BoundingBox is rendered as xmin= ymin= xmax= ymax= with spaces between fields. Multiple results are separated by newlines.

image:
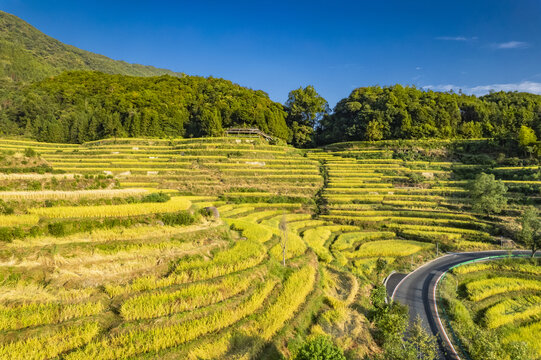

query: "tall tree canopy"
xmin=469 ymin=173 xmax=508 ymax=214
xmin=285 ymin=85 xmax=328 ymax=147
xmin=316 ymin=85 xmax=541 ymax=145
xmin=518 ymin=206 xmax=541 ymax=257
xmin=0 ymin=71 xmax=290 ymax=143
xmin=3 ymin=76 xmax=541 ymax=146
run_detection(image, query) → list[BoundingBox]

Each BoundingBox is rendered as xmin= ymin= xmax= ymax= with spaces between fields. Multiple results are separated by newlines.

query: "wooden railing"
xmin=225 ymin=128 xmax=273 ymax=141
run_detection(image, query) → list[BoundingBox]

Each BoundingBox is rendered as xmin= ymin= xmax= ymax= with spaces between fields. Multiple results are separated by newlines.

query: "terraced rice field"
xmin=0 ymin=137 xmax=355 ymax=359
xmin=440 ymin=257 xmax=541 ymax=360
xmin=306 ymin=149 xmax=504 ymax=276
xmin=0 ymin=137 xmax=538 ymax=359
xmin=5 ymin=137 xmax=322 ymax=198
xmin=0 ymin=194 xmax=321 ymax=358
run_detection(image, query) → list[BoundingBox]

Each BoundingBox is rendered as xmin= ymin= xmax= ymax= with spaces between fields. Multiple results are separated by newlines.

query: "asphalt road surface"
xmin=386 ymin=250 xmax=534 ymax=360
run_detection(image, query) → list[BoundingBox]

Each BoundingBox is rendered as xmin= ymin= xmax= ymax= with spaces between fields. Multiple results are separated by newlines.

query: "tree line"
xmin=314 ymin=85 xmax=541 ymax=146
xmin=0 ymin=71 xmax=540 ymax=146
xmin=0 ymin=71 xmax=290 ymax=143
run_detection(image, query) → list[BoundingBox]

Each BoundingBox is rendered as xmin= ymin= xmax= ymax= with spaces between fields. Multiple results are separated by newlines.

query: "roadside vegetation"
xmin=440 ymin=257 xmax=541 ymax=360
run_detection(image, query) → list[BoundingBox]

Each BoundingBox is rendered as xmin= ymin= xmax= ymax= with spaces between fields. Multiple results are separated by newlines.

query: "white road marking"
xmin=433 ymin=270 xmax=460 ymax=360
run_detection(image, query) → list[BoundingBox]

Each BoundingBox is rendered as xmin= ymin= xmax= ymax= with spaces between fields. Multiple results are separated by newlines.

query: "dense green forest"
xmin=0 ymin=71 xmax=290 ymax=142
xmin=1 ymin=10 xmax=541 ymax=146
xmin=0 ymin=11 xmax=292 ymax=143
xmin=2 ymin=71 xmax=541 ymax=146
xmin=316 ymin=85 xmax=541 ymax=145
xmin=0 ymin=11 xmax=182 ymax=85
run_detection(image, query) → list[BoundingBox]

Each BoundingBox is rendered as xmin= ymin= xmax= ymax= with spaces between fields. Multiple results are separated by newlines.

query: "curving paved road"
xmin=386 ymin=250 xmax=534 ymax=360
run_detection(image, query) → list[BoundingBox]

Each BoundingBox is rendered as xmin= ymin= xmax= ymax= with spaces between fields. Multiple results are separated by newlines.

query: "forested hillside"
xmin=3 ymin=74 xmax=541 ymax=145
xmin=0 ymin=71 xmax=290 ymax=143
xmin=1 ymin=10 xmax=541 ymax=147
xmin=317 ymin=85 xmax=541 ymax=145
xmin=0 ymin=11 xmax=183 ymax=85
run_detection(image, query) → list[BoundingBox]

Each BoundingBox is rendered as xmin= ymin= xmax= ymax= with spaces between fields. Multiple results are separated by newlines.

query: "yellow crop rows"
xmin=29 ymin=196 xmax=192 ymax=218
xmin=2 ymin=136 xmax=536 ymax=359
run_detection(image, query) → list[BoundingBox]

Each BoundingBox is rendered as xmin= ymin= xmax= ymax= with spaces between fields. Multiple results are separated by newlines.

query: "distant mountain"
xmin=0 ymin=11 xmax=184 ymax=85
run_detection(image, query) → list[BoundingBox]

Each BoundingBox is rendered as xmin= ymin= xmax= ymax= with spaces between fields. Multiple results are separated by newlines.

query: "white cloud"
xmin=469 ymin=81 xmax=541 ymax=94
xmin=436 ymin=36 xmax=468 ymax=41
xmin=423 ymin=84 xmax=457 ymax=92
xmin=329 ymin=63 xmax=362 ymax=70
xmin=493 ymin=41 xmax=529 ymax=49
xmin=423 ymin=81 xmax=541 ymax=95
xmin=436 ymin=36 xmax=477 ymax=41
xmin=415 ymin=66 xmax=422 ymax=70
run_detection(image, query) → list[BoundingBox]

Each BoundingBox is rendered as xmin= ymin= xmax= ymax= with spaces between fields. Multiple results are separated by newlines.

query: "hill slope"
xmin=0 ymin=11 xmax=183 ymax=84
xmin=1 ymin=71 xmax=290 ymax=142
xmin=0 ymin=136 xmax=538 ymax=359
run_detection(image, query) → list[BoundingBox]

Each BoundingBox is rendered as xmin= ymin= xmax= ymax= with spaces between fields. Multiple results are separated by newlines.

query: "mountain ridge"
xmin=0 ymin=10 xmax=184 ymax=84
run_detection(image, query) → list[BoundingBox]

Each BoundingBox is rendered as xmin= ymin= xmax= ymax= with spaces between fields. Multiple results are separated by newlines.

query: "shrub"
xmin=0 ymin=200 xmax=14 ymax=215
xmin=406 ymin=172 xmax=426 ymax=185
xmin=460 ymin=153 xmax=494 ymax=166
xmin=28 ymin=180 xmax=42 ymax=190
xmin=198 ymin=207 xmax=216 ymax=218
xmin=48 ymin=222 xmax=70 ymax=236
xmin=24 ymin=147 xmax=37 ymax=157
xmin=374 ymin=301 xmax=409 ymax=344
xmin=141 ymin=192 xmax=171 ymax=203
xmin=0 ymin=227 xmax=16 ymax=242
xmin=293 ymin=335 xmax=346 ymax=360
xmin=517 ymin=206 xmax=541 ymax=256
xmin=160 ymin=211 xmax=196 ymax=226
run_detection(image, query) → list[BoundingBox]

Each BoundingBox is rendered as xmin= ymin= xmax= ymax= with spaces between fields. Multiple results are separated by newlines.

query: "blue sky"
xmin=2 ymin=0 xmax=541 ymax=107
